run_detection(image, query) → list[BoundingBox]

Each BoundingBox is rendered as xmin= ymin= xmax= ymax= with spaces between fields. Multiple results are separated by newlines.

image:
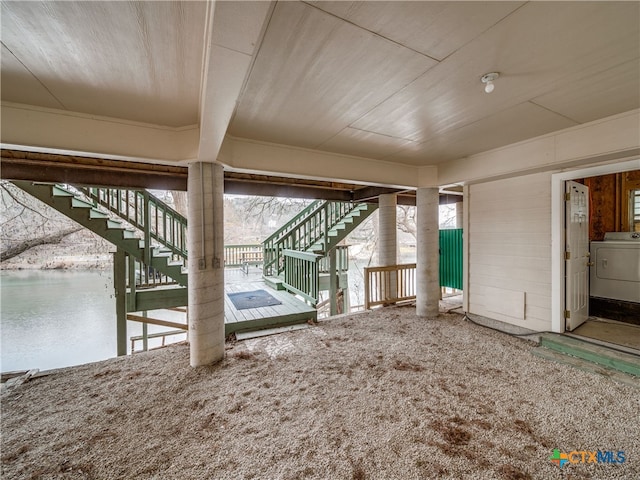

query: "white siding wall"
xmin=468 ymin=171 xmax=552 ymax=331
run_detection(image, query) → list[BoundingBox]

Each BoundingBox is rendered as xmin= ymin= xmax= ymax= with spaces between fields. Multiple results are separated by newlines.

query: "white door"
xmin=565 ymin=181 xmax=590 ymax=330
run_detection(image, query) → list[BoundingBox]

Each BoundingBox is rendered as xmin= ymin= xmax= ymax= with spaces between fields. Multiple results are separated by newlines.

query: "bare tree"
xmin=397 ymin=205 xmax=417 ymax=240
xmin=171 ymin=191 xmax=188 ymax=216
xmin=0 ymin=182 xmax=106 ymax=264
xmin=1 ymin=226 xmax=82 ymax=261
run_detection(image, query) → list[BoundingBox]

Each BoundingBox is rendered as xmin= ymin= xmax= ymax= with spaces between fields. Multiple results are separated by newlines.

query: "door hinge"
xmin=564 ymin=251 xmax=571 ymax=260
xmin=564 ymin=310 xmax=571 ymax=319
xmin=564 ymin=192 xmax=571 ymax=201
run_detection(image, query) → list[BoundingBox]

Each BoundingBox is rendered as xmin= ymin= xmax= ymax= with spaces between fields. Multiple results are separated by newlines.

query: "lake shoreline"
xmin=1 ymin=254 xmax=113 ymax=271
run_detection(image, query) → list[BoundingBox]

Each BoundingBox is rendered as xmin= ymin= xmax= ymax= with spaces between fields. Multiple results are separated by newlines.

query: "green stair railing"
xmin=262 ymin=200 xmax=322 ymax=276
xmin=282 ymin=249 xmax=322 ymax=306
xmin=10 ymin=181 xmax=188 ymax=287
xmin=263 ymin=201 xmax=374 ymax=277
xmin=80 ymin=187 xmax=187 ymax=265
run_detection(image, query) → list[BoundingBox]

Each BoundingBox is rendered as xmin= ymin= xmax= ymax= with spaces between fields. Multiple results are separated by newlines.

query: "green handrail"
xmin=79 ymin=187 xmax=188 ymax=265
xmin=263 ymin=201 xmax=362 ymax=277
xmin=262 ymin=200 xmax=323 ymax=275
xmin=282 ymin=249 xmax=322 ymax=306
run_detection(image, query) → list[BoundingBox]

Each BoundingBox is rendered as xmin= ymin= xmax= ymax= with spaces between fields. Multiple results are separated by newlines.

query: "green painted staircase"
xmin=533 ymin=333 xmax=640 ymax=383
xmin=262 ymin=200 xmax=377 ymax=277
xmin=11 ymin=181 xmax=188 ymax=287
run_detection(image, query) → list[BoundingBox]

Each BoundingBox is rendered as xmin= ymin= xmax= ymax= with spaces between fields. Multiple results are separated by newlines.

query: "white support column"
xmin=188 ymin=162 xmax=225 ymax=366
xmin=378 ymin=194 xmax=397 ymax=266
xmin=416 ymin=187 xmax=440 ymax=317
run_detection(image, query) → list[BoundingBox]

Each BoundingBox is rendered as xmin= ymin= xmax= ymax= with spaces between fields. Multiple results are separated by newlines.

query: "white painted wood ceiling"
xmin=2 ymin=1 xmax=639 ymax=166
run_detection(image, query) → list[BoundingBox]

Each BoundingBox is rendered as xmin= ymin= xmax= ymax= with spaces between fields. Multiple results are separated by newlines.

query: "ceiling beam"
xmin=197 ymin=2 xmax=273 ymax=161
xmin=1 ymin=150 xmax=188 ymax=190
xmin=352 ymin=186 xmax=407 ymax=202
xmin=224 ymin=179 xmax=351 ymax=201
xmin=1 ymin=103 xmax=199 ymax=163
xmin=1 ymin=149 xmax=458 ymax=205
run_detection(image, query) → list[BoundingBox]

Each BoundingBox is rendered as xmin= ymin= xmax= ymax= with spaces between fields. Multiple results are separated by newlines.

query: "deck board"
xmin=131 ymin=269 xmax=317 ymax=335
xmin=222 ymin=273 xmax=316 ymax=335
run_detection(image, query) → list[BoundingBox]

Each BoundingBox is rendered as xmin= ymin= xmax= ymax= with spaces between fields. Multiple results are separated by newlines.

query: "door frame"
xmin=551 ymin=158 xmax=640 ymax=333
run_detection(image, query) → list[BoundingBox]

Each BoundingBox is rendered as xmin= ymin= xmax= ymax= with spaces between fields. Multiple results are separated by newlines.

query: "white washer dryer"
xmin=589 ymin=232 xmax=640 ymax=303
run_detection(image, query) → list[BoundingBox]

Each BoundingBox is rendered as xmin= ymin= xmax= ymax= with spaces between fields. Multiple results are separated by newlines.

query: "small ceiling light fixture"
xmin=481 ymin=72 xmax=499 ymax=94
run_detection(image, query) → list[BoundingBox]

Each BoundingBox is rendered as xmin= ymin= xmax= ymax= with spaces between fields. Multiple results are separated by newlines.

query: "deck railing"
xmin=362 ymin=229 xmax=464 ymax=310
xmin=282 ymin=249 xmax=322 ymax=306
xmin=364 ymin=263 xmax=417 ymax=309
xmin=127 ymin=257 xmax=179 ymax=289
xmin=318 ymin=245 xmax=349 ymax=273
xmin=224 ymin=244 xmax=263 ymax=267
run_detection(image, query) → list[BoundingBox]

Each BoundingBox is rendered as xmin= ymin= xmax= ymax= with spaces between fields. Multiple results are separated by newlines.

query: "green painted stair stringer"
xmin=11 ymin=181 xmax=188 ymax=287
xmin=310 ymin=203 xmax=378 ymax=254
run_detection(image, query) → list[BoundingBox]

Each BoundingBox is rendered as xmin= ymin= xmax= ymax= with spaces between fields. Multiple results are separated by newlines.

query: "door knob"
xmin=587 ymin=262 xmax=594 ymax=267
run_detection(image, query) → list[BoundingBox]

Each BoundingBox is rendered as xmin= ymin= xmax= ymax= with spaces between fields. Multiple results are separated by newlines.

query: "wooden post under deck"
xmin=329 ymin=249 xmax=337 ymax=316
xmin=114 ymin=249 xmax=127 ymax=356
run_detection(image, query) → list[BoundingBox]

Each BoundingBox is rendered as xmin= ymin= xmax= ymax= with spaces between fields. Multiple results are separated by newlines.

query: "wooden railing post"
xmin=114 ymin=249 xmax=127 ymax=356
xmin=140 ymin=191 xmax=151 ymax=269
xmin=329 ymin=248 xmax=337 ymax=316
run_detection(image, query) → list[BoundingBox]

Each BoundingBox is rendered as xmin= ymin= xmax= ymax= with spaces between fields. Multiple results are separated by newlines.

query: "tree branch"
xmin=1 ymin=226 xmax=83 ymax=262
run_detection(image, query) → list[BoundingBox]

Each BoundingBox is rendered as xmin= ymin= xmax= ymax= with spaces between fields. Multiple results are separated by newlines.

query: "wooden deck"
xmin=223 ymin=267 xmax=317 ymax=335
xmin=128 ymin=267 xmax=317 ymax=336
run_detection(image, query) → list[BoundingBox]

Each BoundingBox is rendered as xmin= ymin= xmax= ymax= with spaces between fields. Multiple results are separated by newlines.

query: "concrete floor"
xmin=572 ymin=318 xmax=640 ymax=353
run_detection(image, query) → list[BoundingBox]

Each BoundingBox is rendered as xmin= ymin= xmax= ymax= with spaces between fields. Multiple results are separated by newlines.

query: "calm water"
xmin=0 ymin=270 xmax=185 ymax=372
xmin=1 ymin=254 xmax=415 ymax=371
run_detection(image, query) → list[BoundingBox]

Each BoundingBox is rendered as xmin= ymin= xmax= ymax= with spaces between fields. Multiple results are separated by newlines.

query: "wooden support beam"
xmin=126 ymin=314 xmax=188 ymax=330
xmin=1 ymin=150 xmax=187 ymax=190
xmin=352 ymin=186 xmax=405 ymax=202
xmin=224 ymin=179 xmax=352 ymax=201
xmin=128 ymin=287 xmax=188 ymax=311
xmin=2 ymin=148 xmax=458 ymax=204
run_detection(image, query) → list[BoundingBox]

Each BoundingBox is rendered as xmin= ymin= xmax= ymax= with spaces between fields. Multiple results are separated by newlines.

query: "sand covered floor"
xmin=2 ymin=307 xmax=639 ymax=480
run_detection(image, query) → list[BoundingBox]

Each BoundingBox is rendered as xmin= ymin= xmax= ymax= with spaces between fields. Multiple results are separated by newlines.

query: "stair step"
xmin=106 ymin=219 xmax=124 ymax=229
xmin=539 ymin=333 xmax=640 ymax=377
xmin=51 ymin=186 xmax=74 ymax=197
xmin=122 ymin=229 xmax=138 ymax=239
xmin=89 ymin=209 xmax=109 ymax=219
xmin=263 ymin=276 xmax=286 ymax=290
xmin=71 ymin=197 xmax=94 ymax=209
